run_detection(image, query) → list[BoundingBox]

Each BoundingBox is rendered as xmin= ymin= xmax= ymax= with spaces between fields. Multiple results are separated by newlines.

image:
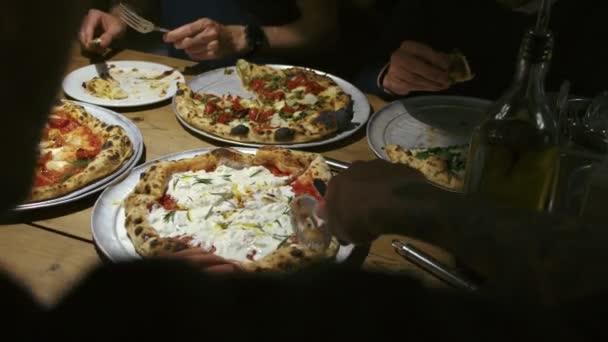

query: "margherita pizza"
xmin=123 ymin=147 xmax=339 ymax=272
xmin=174 ymin=59 xmax=353 ymax=144
xmin=384 ymin=144 xmax=467 ymax=191
xmin=31 ymin=101 xmax=134 ymax=201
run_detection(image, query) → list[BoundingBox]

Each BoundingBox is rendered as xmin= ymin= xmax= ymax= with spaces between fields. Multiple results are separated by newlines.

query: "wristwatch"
xmin=244 ymin=24 xmax=268 ymax=56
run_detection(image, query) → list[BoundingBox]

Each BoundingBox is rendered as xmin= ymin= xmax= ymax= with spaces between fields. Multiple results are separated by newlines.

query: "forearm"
xmin=259 ymin=0 xmax=337 ymax=56
xmin=385 ymin=185 xmax=608 ymax=305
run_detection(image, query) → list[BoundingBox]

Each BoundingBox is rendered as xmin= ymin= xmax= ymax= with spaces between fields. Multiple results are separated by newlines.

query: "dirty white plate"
xmin=63 ymin=61 xmax=185 ymax=108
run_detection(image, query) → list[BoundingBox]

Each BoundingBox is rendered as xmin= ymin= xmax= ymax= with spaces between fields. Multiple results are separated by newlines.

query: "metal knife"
xmin=392 ymin=240 xmax=479 ymax=292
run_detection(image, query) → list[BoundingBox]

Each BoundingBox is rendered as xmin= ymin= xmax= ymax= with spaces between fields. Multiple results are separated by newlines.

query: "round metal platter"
xmin=14 ymin=101 xmax=144 ymax=211
xmin=92 ymin=147 xmax=354 ymax=263
xmin=172 ymin=64 xmax=370 ymax=149
xmin=367 ymin=96 xmax=491 ymax=159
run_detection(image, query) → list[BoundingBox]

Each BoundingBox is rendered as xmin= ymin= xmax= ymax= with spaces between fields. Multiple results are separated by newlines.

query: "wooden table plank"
xmin=0 ymin=224 xmax=100 ymax=306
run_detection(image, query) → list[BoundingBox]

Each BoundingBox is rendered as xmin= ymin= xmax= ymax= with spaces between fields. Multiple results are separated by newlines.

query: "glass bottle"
xmin=464 ymin=2 xmax=560 ymax=212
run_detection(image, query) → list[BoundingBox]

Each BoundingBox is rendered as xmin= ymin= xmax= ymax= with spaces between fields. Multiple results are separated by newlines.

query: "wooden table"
xmin=0 ymin=48 xmax=453 ymax=306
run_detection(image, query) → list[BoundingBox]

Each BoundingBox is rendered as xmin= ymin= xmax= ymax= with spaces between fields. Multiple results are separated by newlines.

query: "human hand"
xmin=79 ymin=9 xmax=127 ymax=53
xmin=318 ymin=159 xmax=446 ymax=245
xmin=382 ymin=41 xmax=451 ymax=95
xmin=171 ymin=249 xmax=242 ymax=273
xmin=164 ymin=18 xmax=247 ymax=61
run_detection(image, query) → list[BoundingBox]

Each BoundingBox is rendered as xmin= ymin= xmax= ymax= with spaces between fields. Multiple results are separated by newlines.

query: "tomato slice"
xmin=291 ymin=180 xmax=321 ymax=200
xmin=159 ymin=194 xmax=178 ymax=210
xmin=305 ymin=81 xmax=325 ymax=95
xmin=265 ymin=164 xmax=290 ymax=177
xmin=205 ymin=102 xmax=219 ymax=115
xmin=216 ymin=112 xmax=232 ymax=124
xmin=251 ymin=78 xmax=266 ymax=91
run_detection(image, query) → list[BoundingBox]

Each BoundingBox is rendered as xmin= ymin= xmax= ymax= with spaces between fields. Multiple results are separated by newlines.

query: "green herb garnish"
xmin=224 ymin=68 xmax=234 ymax=75
xmin=71 ymin=159 xmax=91 ymax=168
xmin=194 ymin=178 xmax=213 ymax=185
xmin=186 ymin=210 xmax=193 ymax=222
xmin=275 ymin=219 xmax=283 ymax=228
xmin=250 ymin=169 xmax=263 ymax=177
xmin=163 ymin=211 xmax=176 ymax=223
xmin=172 ymin=178 xmax=179 ymax=190
xmin=204 ymin=206 xmax=214 ymax=220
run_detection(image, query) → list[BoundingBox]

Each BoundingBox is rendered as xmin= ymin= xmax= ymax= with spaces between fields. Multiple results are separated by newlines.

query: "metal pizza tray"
xmin=367 ymin=96 xmax=491 ymax=160
xmin=171 ymin=64 xmax=370 ymax=149
xmin=91 ymin=147 xmax=354 ymax=263
xmin=14 ymin=101 xmax=144 ymax=211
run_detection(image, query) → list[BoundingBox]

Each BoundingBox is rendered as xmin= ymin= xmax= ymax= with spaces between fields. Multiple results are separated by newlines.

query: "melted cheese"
xmin=46 ymin=160 xmax=71 ymax=172
xmin=148 ymin=165 xmax=295 ymax=262
xmin=320 ymin=86 xmax=340 ymax=98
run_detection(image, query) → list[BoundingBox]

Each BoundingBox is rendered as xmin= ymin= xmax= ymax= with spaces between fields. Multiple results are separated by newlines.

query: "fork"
xmin=118 ymin=3 xmax=169 ymax=34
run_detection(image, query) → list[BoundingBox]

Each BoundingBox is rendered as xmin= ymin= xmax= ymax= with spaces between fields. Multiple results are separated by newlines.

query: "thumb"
xmin=97 ymin=32 xmax=115 ymax=49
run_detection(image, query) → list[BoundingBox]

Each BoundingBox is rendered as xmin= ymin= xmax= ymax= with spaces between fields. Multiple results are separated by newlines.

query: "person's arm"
xmin=163 ymin=0 xmax=338 ymax=61
xmin=322 ymin=160 xmax=608 ymax=305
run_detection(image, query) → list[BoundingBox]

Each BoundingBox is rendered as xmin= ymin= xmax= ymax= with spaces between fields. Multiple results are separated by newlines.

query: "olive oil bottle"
xmin=464 ymin=0 xmax=559 ymax=212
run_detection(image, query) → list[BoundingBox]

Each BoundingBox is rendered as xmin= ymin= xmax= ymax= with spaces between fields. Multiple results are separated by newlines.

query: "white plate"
xmin=172 ymin=65 xmax=370 ymax=149
xmin=63 ymin=61 xmax=186 ymax=108
xmin=92 ymin=147 xmax=354 ymax=263
xmin=14 ymin=101 xmax=144 ymax=211
xmin=367 ymin=96 xmax=492 ymax=160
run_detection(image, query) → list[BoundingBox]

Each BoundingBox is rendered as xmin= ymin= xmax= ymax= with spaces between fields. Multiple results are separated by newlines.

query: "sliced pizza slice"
xmin=384 ymin=144 xmax=468 ymax=191
xmin=31 ymin=102 xmax=134 ymax=201
xmin=82 ymin=77 xmax=129 ymax=100
xmin=447 ymin=50 xmax=474 ymax=84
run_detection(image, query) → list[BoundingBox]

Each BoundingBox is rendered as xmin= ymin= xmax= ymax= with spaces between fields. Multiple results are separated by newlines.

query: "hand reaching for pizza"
xmin=171 ymin=249 xmax=243 ymax=273
xmin=79 ymin=9 xmax=127 ymax=53
xmin=318 ymin=159 xmax=449 ymax=245
xmin=164 ymin=18 xmax=248 ymax=61
xmin=381 ymin=41 xmax=451 ymax=95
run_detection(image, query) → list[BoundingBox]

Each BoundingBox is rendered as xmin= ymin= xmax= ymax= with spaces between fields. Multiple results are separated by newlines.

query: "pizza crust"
xmin=384 ymin=144 xmax=465 ymax=191
xmin=30 ymin=102 xmax=134 ymax=201
xmin=124 ymin=147 xmax=338 ymax=271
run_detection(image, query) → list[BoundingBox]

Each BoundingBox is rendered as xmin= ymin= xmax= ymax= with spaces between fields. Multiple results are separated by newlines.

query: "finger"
xmin=164 ymin=18 xmax=212 ymax=43
xmin=180 ymin=27 xmax=219 ymax=50
xmin=97 ymin=32 xmax=114 ymax=49
xmin=80 ymin=10 xmax=100 ymax=47
xmin=184 ymin=254 xmax=231 ymax=267
xmin=396 ymin=54 xmax=450 ymax=87
xmin=174 ymin=37 xmax=193 ymax=50
xmin=400 ymin=41 xmax=449 ymax=71
xmin=389 ymin=72 xmax=445 ymax=93
xmin=205 ymin=264 xmax=241 ymax=273
xmin=172 ymin=248 xmax=207 ymax=257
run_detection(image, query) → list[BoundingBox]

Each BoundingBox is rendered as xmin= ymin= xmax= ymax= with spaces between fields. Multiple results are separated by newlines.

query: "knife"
xmin=392 ymin=240 xmax=479 ymax=292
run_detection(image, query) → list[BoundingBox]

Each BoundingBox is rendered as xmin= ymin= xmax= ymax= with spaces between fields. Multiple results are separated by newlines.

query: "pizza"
xmin=384 ymin=144 xmax=467 ymax=191
xmin=31 ymin=101 xmax=134 ymax=201
xmin=174 ymin=59 xmax=354 ymax=144
xmin=123 ymin=147 xmax=339 ymax=272
xmin=447 ymin=51 xmax=474 ymax=84
xmin=83 ymin=76 xmax=128 ymax=100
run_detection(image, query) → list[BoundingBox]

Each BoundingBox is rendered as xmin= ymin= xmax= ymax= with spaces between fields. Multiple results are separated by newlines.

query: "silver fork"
xmin=118 ymin=3 xmax=169 ymax=34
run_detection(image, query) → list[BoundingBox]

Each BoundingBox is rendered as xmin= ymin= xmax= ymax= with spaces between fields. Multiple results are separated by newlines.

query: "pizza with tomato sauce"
xmin=31 ymin=101 xmax=134 ymax=201
xmin=174 ymin=59 xmax=353 ymax=144
xmin=123 ymin=147 xmax=339 ymax=272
